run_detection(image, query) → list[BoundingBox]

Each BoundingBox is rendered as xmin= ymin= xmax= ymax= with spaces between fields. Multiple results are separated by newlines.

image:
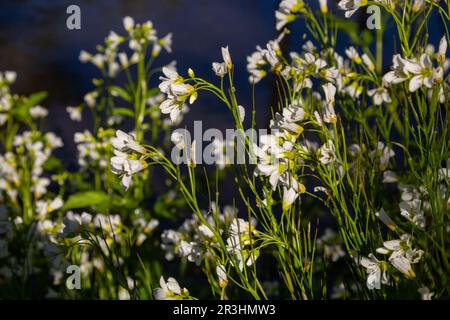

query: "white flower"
xmin=60 ymin=211 xmax=92 ymax=238
xmin=229 ymin=218 xmax=255 ymax=237
xmin=301 ymin=53 xmax=327 ymax=74
xmin=159 ymin=67 xmax=196 ymax=122
xmin=160 ymin=98 xmax=183 ymax=122
xmin=345 ymin=46 xmax=361 ymax=63
xmin=318 ymin=140 xmax=336 ymax=165
xmin=36 ymin=197 xmax=64 ymax=220
xmin=29 ymin=105 xmax=48 ymax=118
xmin=368 ymin=87 xmax=391 ymax=105
xmin=153 ymin=276 xmax=188 ymax=300
xmin=153 ymin=33 xmax=173 ymax=56
xmin=412 ymin=0 xmax=425 ymax=12
xmin=376 ymin=234 xmax=424 ymax=279
xmin=282 ymin=187 xmax=299 ymax=211
xmin=159 ymin=67 xmax=181 ymax=94
xmin=178 ymin=240 xmax=202 ymax=265
xmin=216 ymin=265 xmax=228 ymax=288
xmin=275 ymin=10 xmax=295 ymax=31
xmin=322 ymin=83 xmax=337 ymax=124
xmin=282 ymin=102 xmax=306 ymax=123
xmin=383 ymin=54 xmax=410 ymax=86
xmin=438 ymin=36 xmax=448 ymax=63
xmin=382 ymin=170 xmax=398 ymax=183
xmin=123 ymin=16 xmax=135 ymax=32
xmin=111 ymin=130 xmax=145 ymax=154
xmin=221 ymin=46 xmax=233 ymax=70
xmin=66 ymin=106 xmax=82 ymax=122
xmin=399 ymin=199 xmax=425 ymax=228
xmin=110 ymin=151 xmax=147 ymax=190
xmin=418 ymin=287 xmax=434 ymax=300
xmin=404 ymin=54 xmax=434 ymax=92
xmin=362 ymin=53 xmax=375 ymax=71
xmin=360 ymin=253 xmax=389 ymax=290
xmin=319 ymin=0 xmax=328 ymax=13
xmin=198 ymin=224 xmax=214 ymax=239
xmin=212 ymin=62 xmax=227 ymax=77
xmin=4 ymin=71 xmax=17 ymax=83
xmin=371 ymin=142 xmax=395 ymax=171
xmin=338 ymin=0 xmax=361 ymax=18
xmin=171 ymin=131 xmax=189 ymax=149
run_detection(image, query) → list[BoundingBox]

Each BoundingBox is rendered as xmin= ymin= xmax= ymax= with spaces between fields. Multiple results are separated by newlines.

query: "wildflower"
xmin=171 ymin=130 xmax=189 ymax=150
xmin=371 ymin=142 xmax=395 ymax=171
xmin=198 ymin=224 xmax=214 ymax=239
xmin=152 ymin=33 xmax=173 ymax=56
xmin=382 ymin=170 xmax=398 ymax=183
xmin=282 ymin=102 xmax=306 ymax=123
xmin=36 ymin=197 xmax=64 ymax=220
xmin=437 ymin=36 xmax=448 ymax=64
xmin=399 ymin=199 xmax=425 ymax=228
xmin=404 ymin=54 xmax=435 ymax=92
xmin=319 ymin=0 xmax=328 ymax=14
xmin=345 ymin=46 xmax=362 ymax=64
xmin=110 ymin=151 xmax=147 ymax=190
xmin=230 ymin=218 xmax=255 ymax=238
xmin=212 ymin=62 xmax=227 ymax=77
xmin=322 ymin=83 xmax=337 ymax=124
xmin=338 ymin=0 xmax=362 ymax=18
xmin=29 ymin=105 xmax=48 ymax=118
xmin=123 ymin=16 xmax=135 ymax=32
xmin=301 ymin=53 xmax=327 ymax=75
xmin=344 ymin=81 xmax=363 ymax=98
xmin=317 ymin=229 xmax=345 ymax=262
xmin=368 ymin=87 xmax=391 ymax=105
xmin=159 ymin=67 xmax=196 ymax=122
xmin=111 ymin=130 xmax=145 ymax=154
xmin=60 ymin=211 xmax=92 ymax=238
xmin=362 ymin=53 xmax=375 ymax=71
xmin=360 ymin=253 xmax=390 ymax=290
xmin=318 ymin=140 xmax=336 ymax=165
xmin=153 ymin=276 xmax=189 ymax=300
xmin=412 ymin=0 xmax=425 ymax=12
xmin=282 ymin=187 xmax=299 ymax=211
xmin=275 ymin=10 xmax=296 ymax=31
xmin=418 ymin=287 xmax=434 ymax=300
xmin=383 ymin=54 xmax=410 ymax=85
xmin=66 ymin=106 xmax=82 ymax=122
xmin=271 ymin=112 xmax=304 ymax=135
xmin=216 ymin=265 xmax=228 ymax=288
xmin=376 ymin=234 xmax=424 ymax=279
xmin=221 ymin=46 xmax=233 ymax=70
xmin=276 ymin=0 xmax=305 ymax=30
xmin=179 ymin=240 xmax=202 ymax=265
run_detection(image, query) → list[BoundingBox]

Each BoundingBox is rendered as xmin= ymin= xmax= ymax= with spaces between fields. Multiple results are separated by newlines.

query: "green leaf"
xmin=42 ymin=156 xmax=63 ymax=171
xmin=12 ymin=91 xmax=48 ymax=122
xmin=62 ymin=191 xmax=109 ymax=210
xmin=113 ymin=107 xmax=135 ymax=118
xmin=109 ymin=86 xmax=132 ymax=102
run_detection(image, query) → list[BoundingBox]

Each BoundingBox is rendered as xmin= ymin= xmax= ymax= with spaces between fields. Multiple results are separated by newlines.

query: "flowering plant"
xmin=1 ymin=1 xmax=449 ymax=300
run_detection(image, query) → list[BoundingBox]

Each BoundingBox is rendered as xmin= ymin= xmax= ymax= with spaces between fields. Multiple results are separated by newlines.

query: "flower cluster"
xmin=110 ymin=130 xmax=147 ymax=190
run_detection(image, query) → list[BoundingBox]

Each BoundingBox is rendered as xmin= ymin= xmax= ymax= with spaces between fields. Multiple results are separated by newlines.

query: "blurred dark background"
xmin=0 ymin=0 xmax=445 ymax=167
